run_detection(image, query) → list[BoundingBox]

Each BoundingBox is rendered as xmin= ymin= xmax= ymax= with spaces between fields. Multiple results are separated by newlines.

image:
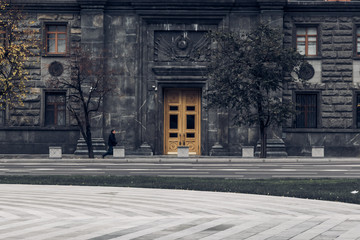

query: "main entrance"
xmin=164 ymin=88 xmax=201 ymax=155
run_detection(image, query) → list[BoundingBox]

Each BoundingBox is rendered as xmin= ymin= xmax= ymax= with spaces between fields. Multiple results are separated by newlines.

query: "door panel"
xmin=164 ymin=89 xmax=201 ymax=155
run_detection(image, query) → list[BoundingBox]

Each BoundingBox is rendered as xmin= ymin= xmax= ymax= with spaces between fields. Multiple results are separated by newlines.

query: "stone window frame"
xmin=294 ymin=24 xmax=321 ymax=58
xmin=41 ymin=89 xmax=69 ymax=127
xmin=294 ymin=91 xmax=321 ymax=128
xmin=41 ymin=21 xmax=70 ymax=57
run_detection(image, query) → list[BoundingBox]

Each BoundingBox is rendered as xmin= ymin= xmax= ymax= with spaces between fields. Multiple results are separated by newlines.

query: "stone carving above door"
xmin=154 ymin=31 xmax=210 ymax=62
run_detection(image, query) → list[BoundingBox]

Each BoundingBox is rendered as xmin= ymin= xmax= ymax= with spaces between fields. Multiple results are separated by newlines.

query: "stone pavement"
xmin=0 ymin=185 xmax=360 ymax=240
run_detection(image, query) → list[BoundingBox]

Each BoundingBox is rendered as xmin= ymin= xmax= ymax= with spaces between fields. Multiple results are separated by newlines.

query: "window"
xmin=0 ymin=26 xmax=6 ymax=46
xmin=356 ymin=94 xmax=360 ymax=128
xmin=356 ymin=28 xmax=360 ymax=56
xmin=46 ymin=25 xmax=67 ymax=54
xmin=296 ymin=93 xmax=317 ymax=128
xmin=0 ymin=109 xmax=4 ymax=126
xmin=296 ymin=27 xmax=318 ymax=56
xmin=45 ymin=92 xmax=66 ymax=126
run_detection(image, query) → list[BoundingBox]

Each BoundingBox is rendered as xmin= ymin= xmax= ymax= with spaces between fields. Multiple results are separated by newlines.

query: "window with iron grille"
xmin=0 ymin=27 xmax=5 ymax=46
xmin=296 ymin=93 xmax=317 ymax=128
xmin=296 ymin=27 xmax=318 ymax=56
xmin=356 ymin=28 xmax=360 ymax=56
xmin=46 ymin=24 xmax=67 ymax=54
xmin=0 ymin=109 xmax=4 ymax=126
xmin=45 ymin=92 xmax=66 ymax=126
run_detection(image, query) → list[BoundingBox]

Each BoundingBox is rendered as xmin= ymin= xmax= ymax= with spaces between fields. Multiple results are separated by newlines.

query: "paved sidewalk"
xmin=0 ymin=185 xmax=360 ymax=239
xmin=0 ymin=154 xmax=360 ymax=163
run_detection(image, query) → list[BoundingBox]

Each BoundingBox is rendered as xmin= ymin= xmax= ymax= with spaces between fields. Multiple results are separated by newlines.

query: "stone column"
xmin=256 ymin=0 xmax=288 ymax=157
xmin=78 ymin=0 xmax=106 ymax=139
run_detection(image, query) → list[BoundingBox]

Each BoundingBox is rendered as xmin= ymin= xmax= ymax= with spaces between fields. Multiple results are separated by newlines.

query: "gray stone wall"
xmin=0 ymin=10 xmax=81 ymax=154
xmin=283 ymin=11 xmax=360 ymax=156
xmin=103 ymin=13 xmax=139 ymax=152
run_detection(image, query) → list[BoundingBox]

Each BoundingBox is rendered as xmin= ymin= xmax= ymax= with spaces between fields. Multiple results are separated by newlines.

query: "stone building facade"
xmin=1 ymin=0 xmax=360 ymax=157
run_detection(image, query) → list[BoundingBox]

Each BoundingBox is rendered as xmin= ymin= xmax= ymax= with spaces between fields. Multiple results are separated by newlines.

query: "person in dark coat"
xmin=102 ymin=129 xmax=117 ymax=158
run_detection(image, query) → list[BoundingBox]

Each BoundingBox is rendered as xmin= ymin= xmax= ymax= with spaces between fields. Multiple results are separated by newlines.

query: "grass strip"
xmin=0 ymin=175 xmax=359 ymax=204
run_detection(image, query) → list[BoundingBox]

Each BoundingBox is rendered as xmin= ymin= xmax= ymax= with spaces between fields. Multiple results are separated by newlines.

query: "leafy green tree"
xmin=206 ymin=23 xmax=307 ymax=158
xmin=0 ymin=0 xmax=38 ymax=109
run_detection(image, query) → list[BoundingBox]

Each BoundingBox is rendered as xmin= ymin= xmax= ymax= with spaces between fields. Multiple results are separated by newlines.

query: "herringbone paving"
xmin=0 ymin=185 xmax=359 ymax=239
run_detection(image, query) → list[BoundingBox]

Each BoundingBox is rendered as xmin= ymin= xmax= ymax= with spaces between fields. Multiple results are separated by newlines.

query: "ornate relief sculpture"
xmin=154 ymin=31 xmax=210 ymax=62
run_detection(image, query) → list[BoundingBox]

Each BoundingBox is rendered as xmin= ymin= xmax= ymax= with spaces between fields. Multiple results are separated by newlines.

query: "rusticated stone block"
xmin=324 ymin=17 xmax=338 ymax=23
xmin=322 ymin=23 xmax=337 ymax=30
xmin=337 ymin=51 xmax=352 ymax=58
xmin=322 ymin=38 xmax=332 ymax=44
xmin=336 ymin=65 xmax=352 ymax=71
xmin=322 ymin=52 xmax=337 ymax=58
xmin=322 ymin=72 xmax=341 ymax=78
xmin=333 ymin=36 xmax=352 ymax=44
xmin=334 ymin=105 xmax=352 ymax=112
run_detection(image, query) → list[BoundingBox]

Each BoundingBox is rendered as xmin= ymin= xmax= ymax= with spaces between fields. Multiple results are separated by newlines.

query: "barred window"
xmin=0 ymin=27 xmax=5 ymax=46
xmin=296 ymin=27 xmax=318 ymax=56
xmin=46 ymin=25 xmax=67 ymax=54
xmin=356 ymin=94 xmax=360 ymax=128
xmin=0 ymin=109 xmax=4 ymax=126
xmin=296 ymin=93 xmax=317 ymax=128
xmin=45 ymin=92 xmax=66 ymax=126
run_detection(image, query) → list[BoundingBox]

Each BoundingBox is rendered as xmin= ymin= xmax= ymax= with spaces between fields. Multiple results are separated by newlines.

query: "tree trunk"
xmin=259 ymin=124 xmax=267 ymax=158
xmin=85 ymin=125 xmax=94 ymax=158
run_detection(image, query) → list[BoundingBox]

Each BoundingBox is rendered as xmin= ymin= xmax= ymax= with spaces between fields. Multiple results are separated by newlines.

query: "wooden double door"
xmin=164 ymin=89 xmax=201 ymax=155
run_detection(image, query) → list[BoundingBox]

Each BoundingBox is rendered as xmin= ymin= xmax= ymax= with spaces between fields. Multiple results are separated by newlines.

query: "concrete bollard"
xmin=178 ymin=146 xmax=189 ymax=158
xmin=242 ymin=146 xmax=254 ymax=158
xmin=113 ymin=146 xmax=125 ymax=158
xmin=49 ymin=146 xmax=62 ymax=159
xmin=312 ymin=146 xmax=324 ymax=158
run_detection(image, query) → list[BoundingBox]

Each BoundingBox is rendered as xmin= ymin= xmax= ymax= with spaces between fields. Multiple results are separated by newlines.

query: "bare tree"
xmin=59 ymin=48 xmax=115 ymax=158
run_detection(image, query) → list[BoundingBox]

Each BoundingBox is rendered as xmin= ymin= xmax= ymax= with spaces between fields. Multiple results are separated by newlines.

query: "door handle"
xmin=179 ymin=134 xmax=181 ymax=145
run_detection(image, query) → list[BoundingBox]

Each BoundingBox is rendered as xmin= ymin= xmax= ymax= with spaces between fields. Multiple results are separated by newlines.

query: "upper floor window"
xmin=46 ymin=25 xmax=67 ymax=54
xmin=296 ymin=27 xmax=318 ymax=56
xmin=296 ymin=93 xmax=318 ymax=128
xmin=45 ymin=92 xmax=66 ymax=126
xmin=356 ymin=28 xmax=360 ymax=56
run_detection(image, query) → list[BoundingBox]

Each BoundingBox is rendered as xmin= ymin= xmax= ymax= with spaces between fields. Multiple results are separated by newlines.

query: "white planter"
xmin=242 ymin=146 xmax=254 ymax=158
xmin=113 ymin=146 xmax=125 ymax=158
xmin=178 ymin=146 xmax=189 ymax=158
xmin=49 ymin=146 xmax=62 ymax=159
xmin=312 ymin=146 xmax=324 ymax=158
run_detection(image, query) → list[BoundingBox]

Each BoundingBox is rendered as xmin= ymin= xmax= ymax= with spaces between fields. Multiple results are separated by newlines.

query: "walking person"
xmin=102 ymin=129 xmax=117 ymax=158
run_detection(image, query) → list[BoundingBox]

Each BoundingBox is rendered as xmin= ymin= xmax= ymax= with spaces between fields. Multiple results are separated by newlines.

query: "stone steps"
xmin=255 ymin=138 xmax=288 ymax=157
xmin=74 ymin=138 xmax=106 ymax=155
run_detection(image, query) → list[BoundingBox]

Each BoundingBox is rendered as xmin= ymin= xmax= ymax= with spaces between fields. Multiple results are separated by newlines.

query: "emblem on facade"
xmin=49 ymin=61 xmax=64 ymax=77
xmin=299 ymin=62 xmax=315 ymax=81
xmin=154 ymin=31 xmax=210 ymax=62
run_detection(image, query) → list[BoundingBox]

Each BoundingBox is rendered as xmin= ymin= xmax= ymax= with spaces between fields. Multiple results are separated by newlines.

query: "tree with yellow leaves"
xmin=0 ymin=0 xmax=38 ymax=109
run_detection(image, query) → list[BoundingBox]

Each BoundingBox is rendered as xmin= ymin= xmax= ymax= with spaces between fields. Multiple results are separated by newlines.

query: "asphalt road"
xmin=1 ymin=160 xmax=360 ymax=178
